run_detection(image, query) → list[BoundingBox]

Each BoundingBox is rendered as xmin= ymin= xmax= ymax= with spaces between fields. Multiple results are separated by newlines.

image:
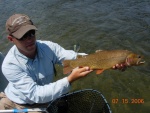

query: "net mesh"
xmin=47 ymin=89 xmax=111 ymax=113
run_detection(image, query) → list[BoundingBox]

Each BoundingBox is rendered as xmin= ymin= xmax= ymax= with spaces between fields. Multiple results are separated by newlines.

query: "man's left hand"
xmin=112 ymin=63 xmax=127 ymax=71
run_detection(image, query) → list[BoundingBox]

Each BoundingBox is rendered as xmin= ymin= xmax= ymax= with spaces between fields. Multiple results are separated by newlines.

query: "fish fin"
xmin=96 ymin=69 xmax=104 ymax=74
xmin=95 ymin=50 xmax=103 ymax=53
xmin=63 ymin=60 xmax=73 ymax=74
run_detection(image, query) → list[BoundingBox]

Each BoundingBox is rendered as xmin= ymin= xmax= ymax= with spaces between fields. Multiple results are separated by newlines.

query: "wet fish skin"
xmin=63 ymin=50 xmax=144 ymax=74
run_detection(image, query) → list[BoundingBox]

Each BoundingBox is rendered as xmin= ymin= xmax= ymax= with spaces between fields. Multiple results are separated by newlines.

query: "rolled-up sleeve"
xmin=42 ymin=41 xmax=77 ymax=63
xmin=2 ymin=62 xmax=71 ymax=104
xmin=2 ymin=42 xmax=74 ymax=104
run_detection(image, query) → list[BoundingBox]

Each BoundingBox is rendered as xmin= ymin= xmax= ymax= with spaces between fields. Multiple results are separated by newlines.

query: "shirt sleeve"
xmin=2 ymin=57 xmax=71 ymax=104
xmin=41 ymin=41 xmax=77 ymax=64
xmin=2 ymin=41 xmax=80 ymax=104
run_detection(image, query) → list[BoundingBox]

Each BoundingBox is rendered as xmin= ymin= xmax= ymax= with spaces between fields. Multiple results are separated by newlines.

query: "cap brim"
xmin=12 ymin=25 xmax=38 ymax=39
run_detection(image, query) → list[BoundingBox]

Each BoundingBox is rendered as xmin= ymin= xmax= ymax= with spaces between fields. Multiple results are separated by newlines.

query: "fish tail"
xmin=63 ymin=60 xmax=73 ymax=74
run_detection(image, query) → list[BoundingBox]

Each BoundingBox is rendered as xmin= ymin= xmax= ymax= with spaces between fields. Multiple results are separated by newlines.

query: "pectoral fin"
xmin=96 ymin=69 xmax=104 ymax=74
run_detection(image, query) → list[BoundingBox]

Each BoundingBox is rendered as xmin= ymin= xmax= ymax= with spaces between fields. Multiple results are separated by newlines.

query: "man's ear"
xmin=7 ymin=35 xmax=13 ymax=42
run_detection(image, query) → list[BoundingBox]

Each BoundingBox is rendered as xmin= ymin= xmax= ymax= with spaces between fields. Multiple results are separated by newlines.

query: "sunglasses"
xmin=12 ymin=30 xmax=35 ymax=41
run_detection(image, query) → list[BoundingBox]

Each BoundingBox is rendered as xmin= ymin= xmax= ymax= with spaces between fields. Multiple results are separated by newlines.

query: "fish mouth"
xmin=137 ymin=59 xmax=145 ymax=65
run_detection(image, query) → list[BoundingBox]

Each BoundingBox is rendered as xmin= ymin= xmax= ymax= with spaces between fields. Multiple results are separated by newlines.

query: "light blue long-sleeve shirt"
xmin=2 ymin=40 xmax=77 ymax=104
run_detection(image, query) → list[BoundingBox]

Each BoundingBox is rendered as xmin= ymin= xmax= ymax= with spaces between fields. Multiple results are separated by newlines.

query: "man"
xmin=0 ymin=14 xmax=125 ymax=112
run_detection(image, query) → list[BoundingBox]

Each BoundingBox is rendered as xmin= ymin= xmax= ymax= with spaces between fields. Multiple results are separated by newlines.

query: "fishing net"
xmin=47 ymin=89 xmax=112 ymax=113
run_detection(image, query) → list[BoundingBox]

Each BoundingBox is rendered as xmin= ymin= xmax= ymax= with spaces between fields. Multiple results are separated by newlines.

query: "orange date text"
xmin=112 ymin=98 xmax=144 ymax=104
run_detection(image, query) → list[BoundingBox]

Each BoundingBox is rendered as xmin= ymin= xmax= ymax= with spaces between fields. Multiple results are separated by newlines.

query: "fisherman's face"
xmin=9 ymin=30 xmax=36 ymax=54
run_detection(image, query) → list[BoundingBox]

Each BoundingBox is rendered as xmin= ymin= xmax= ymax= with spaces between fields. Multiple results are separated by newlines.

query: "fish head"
xmin=126 ymin=53 xmax=145 ymax=66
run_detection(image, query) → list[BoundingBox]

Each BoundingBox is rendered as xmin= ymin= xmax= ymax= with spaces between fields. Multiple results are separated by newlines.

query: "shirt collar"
xmin=36 ymin=41 xmax=43 ymax=58
xmin=14 ymin=47 xmax=28 ymax=64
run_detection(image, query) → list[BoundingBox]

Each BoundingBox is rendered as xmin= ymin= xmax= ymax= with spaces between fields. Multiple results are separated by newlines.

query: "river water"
xmin=0 ymin=0 xmax=150 ymax=112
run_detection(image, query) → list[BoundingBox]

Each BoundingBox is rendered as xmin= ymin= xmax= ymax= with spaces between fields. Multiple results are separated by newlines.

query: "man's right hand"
xmin=67 ymin=67 xmax=93 ymax=83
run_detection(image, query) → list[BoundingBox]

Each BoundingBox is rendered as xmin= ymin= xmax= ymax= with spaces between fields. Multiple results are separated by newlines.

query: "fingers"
xmin=79 ymin=67 xmax=93 ymax=76
xmin=73 ymin=66 xmax=92 ymax=76
xmin=67 ymin=67 xmax=93 ymax=83
xmin=78 ymin=66 xmax=90 ymax=72
xmin=112 ymin=63 xmax=127 ymax=71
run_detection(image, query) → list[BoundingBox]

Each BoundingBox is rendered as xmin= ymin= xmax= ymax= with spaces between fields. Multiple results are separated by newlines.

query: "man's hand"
xmin=67 ymin=67 xmax=93 ymax=83
xmin=112 ymin=63 xmax=127 ymax=71
xmin=67 ymin=63 xmax=127 ymax=84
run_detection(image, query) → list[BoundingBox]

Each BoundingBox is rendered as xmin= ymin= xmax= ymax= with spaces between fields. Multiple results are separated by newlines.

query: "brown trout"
xmin=63 ymin=50 xmax=145 ymax=74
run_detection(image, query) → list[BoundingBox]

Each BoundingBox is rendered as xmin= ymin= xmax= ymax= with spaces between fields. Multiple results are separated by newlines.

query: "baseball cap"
xmin=6 ymin=14 xmax=38 ymax=39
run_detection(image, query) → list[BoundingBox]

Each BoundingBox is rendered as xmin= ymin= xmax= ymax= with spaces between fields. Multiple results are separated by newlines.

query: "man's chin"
xmin=27 ymin=43 xmax=36 ymax=49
